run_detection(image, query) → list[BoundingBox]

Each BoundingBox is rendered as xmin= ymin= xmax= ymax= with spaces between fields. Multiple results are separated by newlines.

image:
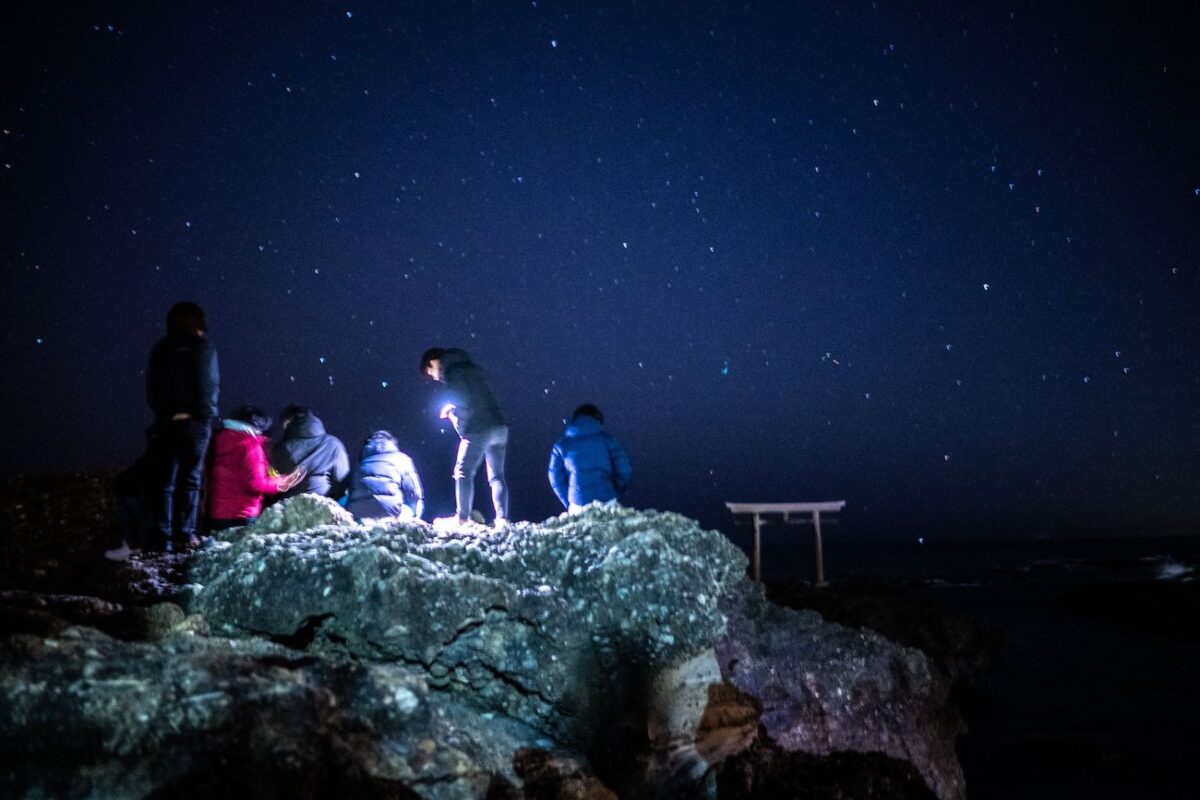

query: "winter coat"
xmin=547 ymin=415 xmax=632 ymax=508
xmin=207 ymin=423 xmax=278 ymax=521
xmin=146 ymin=332 xmax=219 ymax=421
xmin=270 ymin=412 xmax=351 ymax=499
xmin=439 ymin=348 xmax=506 ymax=437
xmin=345 ymin=433 xmax=424 ymax=520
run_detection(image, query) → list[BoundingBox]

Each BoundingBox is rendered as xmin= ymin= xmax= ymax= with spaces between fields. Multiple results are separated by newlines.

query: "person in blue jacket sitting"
xmin=345 ymin=431 xmax=424 ymax=521
xmin=547 ymin=404 xmax=632 ymax=514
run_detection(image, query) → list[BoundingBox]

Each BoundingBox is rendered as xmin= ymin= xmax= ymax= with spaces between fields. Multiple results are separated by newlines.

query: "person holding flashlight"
xmin=419 ymin=347 xmax=509 ymax=528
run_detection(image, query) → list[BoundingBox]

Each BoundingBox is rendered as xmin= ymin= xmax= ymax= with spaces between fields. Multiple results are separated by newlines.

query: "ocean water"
xmin=731 ymin=533 xmax=1200 ymax=799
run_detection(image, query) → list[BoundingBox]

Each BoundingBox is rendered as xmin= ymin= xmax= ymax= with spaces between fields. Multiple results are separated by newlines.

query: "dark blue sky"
xmin=2 ymin=1 xmax=1197 ymax=539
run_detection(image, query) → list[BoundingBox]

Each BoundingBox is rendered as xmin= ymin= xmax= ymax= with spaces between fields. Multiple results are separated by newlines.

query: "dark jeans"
xmin=149 ymin=418 xmax=212 ymax=543
xmin=453 ymin=425 xmax=509 ymax=521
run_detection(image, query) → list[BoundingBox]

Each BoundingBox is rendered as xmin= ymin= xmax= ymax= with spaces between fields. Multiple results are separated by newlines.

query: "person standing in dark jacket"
xmin=548 ymin=404 xmax=632 ymax=513
xmin=346 ymin=431 xmax=424 ymax=521
xmin=269 ymin=404 xmax=351 ymax=500
xmin=420 ymin=347 xmax=509 ymax=528
xmin=145 ymin=301 xmax=219 ymax=551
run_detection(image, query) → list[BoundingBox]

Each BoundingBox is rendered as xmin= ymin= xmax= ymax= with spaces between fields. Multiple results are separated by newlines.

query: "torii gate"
xmin=725 ymin=501 xmax=846 ymax=584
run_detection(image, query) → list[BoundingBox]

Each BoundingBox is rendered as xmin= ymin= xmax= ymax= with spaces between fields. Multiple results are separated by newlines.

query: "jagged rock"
xmin=224 ymin=492 xmax=357 ymax=535
xmin=715 ymin=583 xmax=965 ymax=800
xmin=189 ymin=503 xmax=746 ymax=748
xmin=0 ymin=626 xmax=538 ymax=799
xmin=0 ymin=590 xmax=203 ymax=642
xmin=511 ymin=748 xmax=618 ymax=800
xmin=3 ymin=497 xmax=970 ymax=799
xmin=184 ymin=499 xmax=966 ymax=798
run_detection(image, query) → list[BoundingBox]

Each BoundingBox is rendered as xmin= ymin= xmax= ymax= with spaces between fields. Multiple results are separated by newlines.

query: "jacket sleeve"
xmin=331 ymin=440 xmax=352 ymax=499
xmin=607 ymin=435 xmax=633 ymax=495
xmin=548 ymin=444 xmax=569 ymax=508
xmin=269 ymin=441 xmax=294 ymax=474
xmin=195 ymin=341 xmax=220 ymax=419
xmin=443 ymin=372 xmax=471 ymax=436
xmin=400 ymin=460 xmax=424 ymax=520
xmin=246 ymin=440 xmax=280 ymax=495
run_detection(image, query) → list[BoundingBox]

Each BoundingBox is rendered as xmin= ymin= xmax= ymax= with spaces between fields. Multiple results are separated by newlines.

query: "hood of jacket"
xmin=563 ymin=415 xmax=604 ymax=438
xmin=360 ymin=431 xmax=399 ymax=458
xmin=439 ymin=348 xmax=473 ymax=374
xmin=284 ymin=412 xmax=326 ymax=439
xmin=222 ymin=419 xmax=263 ymax=437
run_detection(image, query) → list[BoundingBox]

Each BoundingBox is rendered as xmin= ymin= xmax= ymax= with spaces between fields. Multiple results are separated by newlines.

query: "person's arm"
xmin=608 ymin=435 xmax=633 ymax=495
xmin=246 ymin=440 xmax=283 ymax=495
xmin=548 ymin=444 xmax=569 ymax=508
xmin=330 ymin=440 xmax=352 ymax=499
xmin=443 ymin=372 xmax=472 ymax=435
xmin=196 ymin=341 xmax=220 ymax=420
xmin=269 ymin=441 xmax=293 ymax=474
xmin=400 ymin=460 xmax=424 ymax=520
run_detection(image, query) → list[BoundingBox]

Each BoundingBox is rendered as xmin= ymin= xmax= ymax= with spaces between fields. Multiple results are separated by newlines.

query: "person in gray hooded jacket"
xmin=269 ymin=404 xmax=351 ymax=500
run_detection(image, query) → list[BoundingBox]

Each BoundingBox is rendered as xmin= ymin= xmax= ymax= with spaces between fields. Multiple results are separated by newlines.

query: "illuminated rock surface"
xmin=0 ymin=497 xmax=965 ymax=799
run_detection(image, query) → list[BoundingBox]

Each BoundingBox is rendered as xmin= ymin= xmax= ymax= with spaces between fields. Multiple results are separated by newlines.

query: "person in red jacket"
xmin=207 ymin=405 xmax=304 ymax=532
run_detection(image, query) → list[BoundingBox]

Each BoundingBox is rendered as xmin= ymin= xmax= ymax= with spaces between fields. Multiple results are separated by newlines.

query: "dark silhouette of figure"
xmin=145 ymin=302 xmax=219 ymax=551
xmin=420 ymin=347 xmax=509 ymax=527
xmin=270 ymin=404 xmax=351 ymax=500
xmin=345 ymin=430 xmax=424 ymax=521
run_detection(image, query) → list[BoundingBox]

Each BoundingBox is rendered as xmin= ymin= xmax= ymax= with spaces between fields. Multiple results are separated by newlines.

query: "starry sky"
xmin=1 ymin=1 xmax=1197 ymax=540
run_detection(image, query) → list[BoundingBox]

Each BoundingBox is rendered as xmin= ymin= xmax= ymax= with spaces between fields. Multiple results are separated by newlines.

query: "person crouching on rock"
xmin=420 ymin=347 xmax=510 ymax=530
xmin=269 ymin=404 xmax=351 ymax=501
xmin=345 ymin=431 xmax=424 ymax=522
xmin=207 ymin=405 xmax=305 ymax=533
xmin=548 ymin=404 xmax=632 ymax=514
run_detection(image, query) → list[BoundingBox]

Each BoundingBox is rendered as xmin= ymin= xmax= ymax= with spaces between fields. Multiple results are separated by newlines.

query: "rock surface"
xmin=0 ymin=625 xmax=537 ymax=799
xmin=188 ymin=499 xmax=745 ymax=751
xmin=716 ymin=584 xmax=965 ymax=800
xmin=2 ymin=495 xmax=968 ymax=799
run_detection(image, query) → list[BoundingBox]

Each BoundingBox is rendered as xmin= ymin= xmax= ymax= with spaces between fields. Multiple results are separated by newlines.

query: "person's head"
xmin=361 ymin=430 xmax=398 ymax=457
xmin=166 ymin=302 xmax=207 ymax=336
xmin=572 ymin=404 xmax=604 ymax=424
xmin=230 ymin=404 xmax=272 ymax=435
xmin=419 ymin=347 xmax=446 ymax=382
xmin=280 ymin=404 xmax=310 ymax=430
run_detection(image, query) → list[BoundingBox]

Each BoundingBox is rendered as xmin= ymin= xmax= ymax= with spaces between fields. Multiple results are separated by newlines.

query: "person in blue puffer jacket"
xmin=345 ymin=431 xmax=424 ymax=521
xmin=548 ymin=404 xmax=632 ymax=513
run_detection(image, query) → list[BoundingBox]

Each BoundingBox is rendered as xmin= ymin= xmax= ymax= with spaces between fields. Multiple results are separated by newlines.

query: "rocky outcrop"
xmin=0 ymin=625 xmax=541 ymax=799
xmin=1 ymin=497 xmax=968 ymax=798
xmin=188 ymin=499 xmax=745 ymax=752
xmin=716 ymin=585 xmax=965 ymax=800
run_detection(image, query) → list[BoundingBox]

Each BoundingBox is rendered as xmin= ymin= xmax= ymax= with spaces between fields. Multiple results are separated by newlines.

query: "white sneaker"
xmin=432 ymin=515 xmax=469 ymax=532
xmin=494 ymin=517 xmax=509 ymax=530
xmin=104 ymin=542 xmax=133 ymax=561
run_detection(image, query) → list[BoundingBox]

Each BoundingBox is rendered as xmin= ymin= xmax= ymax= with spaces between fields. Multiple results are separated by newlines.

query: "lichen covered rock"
xmin=0 ymin=626 xmax=533 ymax=799
xmin=188 ymin=503 xmax=747 ymax=743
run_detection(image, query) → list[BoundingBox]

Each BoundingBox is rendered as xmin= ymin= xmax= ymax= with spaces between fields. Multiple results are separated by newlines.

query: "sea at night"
xmin=756 ymin=533 xmax=1200 ymax=799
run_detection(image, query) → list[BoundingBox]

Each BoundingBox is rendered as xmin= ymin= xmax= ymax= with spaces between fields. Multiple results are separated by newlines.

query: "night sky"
xmin=2 ymin=1 xmax=1197 ymax=540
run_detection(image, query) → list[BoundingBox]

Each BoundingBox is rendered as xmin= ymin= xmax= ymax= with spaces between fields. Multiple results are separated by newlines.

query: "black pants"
xmin=149 ymin=418 xmax=212 ymax=543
